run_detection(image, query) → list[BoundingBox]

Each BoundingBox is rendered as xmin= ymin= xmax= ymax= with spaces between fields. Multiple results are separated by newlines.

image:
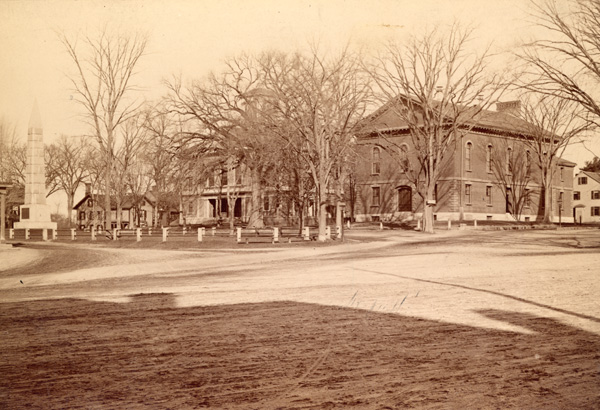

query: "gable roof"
xmin=73 ymin=193 xmax=156 ymax=210
xmin=579 ymin=170 xmax=600 ymax=184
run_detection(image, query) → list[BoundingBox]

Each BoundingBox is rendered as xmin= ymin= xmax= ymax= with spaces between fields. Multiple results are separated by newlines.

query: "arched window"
xmin=372 ymin=147 xmax=381 ymax=175
xmin=507 ymin=147 xmax=513 ymax=175
xmin=486 ymin=144 xmax=492 ymax=173
xmin=397 ymin=186 xmax=412 ymax=212
xmin=526 ymin=150 xmax=531 ymax=176
xmin=465 ymin=142 xmax=473 ymax=171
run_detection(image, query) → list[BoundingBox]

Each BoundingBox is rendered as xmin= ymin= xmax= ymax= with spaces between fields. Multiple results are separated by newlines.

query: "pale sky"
xmin=1 ymin=0 xmax=598 ymax=214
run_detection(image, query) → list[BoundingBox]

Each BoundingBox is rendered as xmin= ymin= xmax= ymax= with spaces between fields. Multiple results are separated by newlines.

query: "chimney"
xmin=496 ymin=100 xmax=521 ymax=116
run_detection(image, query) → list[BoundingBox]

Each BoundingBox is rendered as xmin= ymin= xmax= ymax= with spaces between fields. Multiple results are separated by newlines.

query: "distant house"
xmin=572 ymin=171 xmax=600 ymax=224
xmin=73 ymin=186 xmax=156 ymax=230
xmin=355 ymin=99 xmax=575 ymax=223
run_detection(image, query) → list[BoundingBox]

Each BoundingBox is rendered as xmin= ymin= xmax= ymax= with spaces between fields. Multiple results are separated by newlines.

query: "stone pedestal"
xmin=14 ymin=204 xmax=56 ymax=230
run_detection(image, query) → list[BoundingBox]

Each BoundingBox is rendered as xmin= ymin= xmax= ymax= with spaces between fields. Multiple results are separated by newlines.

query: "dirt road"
xmin=1 ymin=229 xmax=599 ymax=408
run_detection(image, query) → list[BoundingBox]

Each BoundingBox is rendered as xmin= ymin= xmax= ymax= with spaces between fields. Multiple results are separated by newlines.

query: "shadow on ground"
xmin=1 ymin=295 xmax=599 ymax=409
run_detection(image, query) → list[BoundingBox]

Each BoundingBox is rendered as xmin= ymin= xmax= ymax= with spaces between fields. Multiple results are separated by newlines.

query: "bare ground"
xmin=1 ymin=228 xmax=599 ymax=409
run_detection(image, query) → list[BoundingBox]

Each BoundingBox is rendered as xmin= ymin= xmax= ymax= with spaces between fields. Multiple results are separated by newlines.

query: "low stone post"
xmin=236 ymin=227 xmax=242 ymax=243
xmin=113 ymin=228 xmax=118 ymax=241
xmin=212 ymin=227 xmax=216 ymax=236
xmin=70 ymin=228 xmax=76 ymax=240
xmin=9 ymin=229 xmax=14 ymax=239
xmin=417 ymin=219 xmax=421 ymax=230
xmin=448 ymin=220 xmax=452 ymax=230
xmin=346 ymin=220 xmax=351 ymax=229
xmin=197 ymin=227 xmax=203 ymax=242
xmin=325 ymin=226 xmax=331 ymax=239
xmin=42 ymin=229 xmax=48 ymax=241
xmin=136 ymin=228 xmax=142 ymax=242
xmin=182 ymin=226 xmax=187 ymax=235
xmin=162 ymin=227 xmax=168 ymax=242
xmin=474 ymin=219 xmax=478 ymax=227
xmin=273 ymin=227 xmax=279 ymax=243
xmin=25 ymin=228 xmax=30 ymax=240
xmin=148 ymin=227 xmax=152 ymax=236
xmin=303 ymin=226 xmax=310 ymax=241
xmin=91 ymin=227 xmax=96 ymax=241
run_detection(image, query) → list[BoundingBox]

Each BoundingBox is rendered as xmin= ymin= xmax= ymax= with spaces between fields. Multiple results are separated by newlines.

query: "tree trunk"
xmin=67 ymin=192 xmax=74 ymax=228
xmin=228 ymin=198 xmax=235 ymax=235
xmin=422 ymin=184 xmax=435 ymax=233
xmin=116 ymin=200 xmax=122 ymax=230
xmin=543 ymin=173 xmax=553 ymax=224
xmin=297 ymin=200 xmax=304 ymax=236
xmin=104 ymin=164 xmax=111 ymax=231
xmin=318 ymin=201 xmax=328 ymax=241
xmin=246 ymin=167 xmax=264 ymax=228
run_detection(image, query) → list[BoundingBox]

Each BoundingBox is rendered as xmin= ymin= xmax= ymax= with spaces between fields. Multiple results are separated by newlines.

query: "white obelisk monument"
xmin=14 ymin=101 xmax=57 ymax=232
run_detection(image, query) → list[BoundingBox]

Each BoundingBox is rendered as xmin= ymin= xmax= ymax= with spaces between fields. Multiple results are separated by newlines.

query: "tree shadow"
xmin=1 ymin=295 xmax=599 ymax=409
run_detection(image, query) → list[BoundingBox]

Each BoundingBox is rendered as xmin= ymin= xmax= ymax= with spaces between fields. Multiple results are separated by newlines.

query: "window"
xmin=465 ymin=142 xmax=472 ymax=171
xmin=465 ymin=184 xmax=472 ymax=205
xmin=579 ymin=176 xmax=588 ymax=185
xmin=79 ymin=211 xmax=85 ymax=220
xmin=399 ymin=144 xmax=409 ymax=172
xmin=560 ymin=167 xmax=564 ymax=182
xmin=486 ymin=145 xmax=492 ymax=173
xmin=506 ymin=147 xmax=513 ymax=175
xmin=372 ymin=186 xmax=381 ymax=207
xmin=485 ymin=186 xmax=492 ymax=206
xmin=88 ymin=211 xmax=93 ymax=220
xmin=525 ymin=189 xmax=531 ymax=208
xmin=221 ymin=169 xmax=228 ymax=186
xmin=372 ymin=147 xmax=381 ymax=175
xmin=263 ymin=196 xmax=270 ymax=211
xmin=558 ymin=192 xmax=564 ymax=211
xmin=397 ymin=186 xmax=412 ymax=211
xmin=592 ymin=191 xmax=600 ymax=200
xmin=526 ymin=150 xmax=531 ymax=177
xmin=574 ymin=191 xmax=581 ymax=201
xmin=592 ymin=207 xmax=600 ymax=216
xmin=235 ymin=166 xmax=243 ymax=185
xmin=188 ymin=202 xmax=194 ymax=213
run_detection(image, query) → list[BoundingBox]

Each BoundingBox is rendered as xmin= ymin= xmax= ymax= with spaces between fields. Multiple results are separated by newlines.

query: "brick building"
xmin=354 ymin=100 xmax=575 ymax=223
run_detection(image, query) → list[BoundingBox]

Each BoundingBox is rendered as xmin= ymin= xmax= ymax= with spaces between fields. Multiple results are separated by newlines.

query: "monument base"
xmin=14 ymin=204 xmax=57 ymax=230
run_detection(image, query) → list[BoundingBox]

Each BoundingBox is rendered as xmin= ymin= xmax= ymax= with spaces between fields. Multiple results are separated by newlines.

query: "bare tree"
xmin=519 ymin=95 xmax=591 ymax=223
xmin=261 ymin=47 xmax=371 ymax=241
xmin=166 ymin=55 xmax=280 ymax=229
xmin=520 ymin=0 xmax=600 ymax=125
xmin=111 ymin=114 xmax=149 ymax=228
xmin=367 ymin=25 xmax=508 ymax=233
xmin=488 ymin=139 xmax=533 ymax=221
xmin=46 ymin=135 xmax=88 ymax=226
xmin=59 ymin=28 xmax=147 ymax=230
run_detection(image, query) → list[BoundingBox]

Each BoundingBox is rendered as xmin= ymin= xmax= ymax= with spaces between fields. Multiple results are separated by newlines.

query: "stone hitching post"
xmin=14 ymin=101 xmax=57 ymax=237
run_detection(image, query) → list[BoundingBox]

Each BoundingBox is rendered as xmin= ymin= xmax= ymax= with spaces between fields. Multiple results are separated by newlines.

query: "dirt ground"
xmin=1 ymin=228 xmax=599 ymax=409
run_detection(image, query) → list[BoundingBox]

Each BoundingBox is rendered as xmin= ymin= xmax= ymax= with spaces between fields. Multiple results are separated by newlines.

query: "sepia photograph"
xmin=1 ymin=0 xmax=599 ymax=408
